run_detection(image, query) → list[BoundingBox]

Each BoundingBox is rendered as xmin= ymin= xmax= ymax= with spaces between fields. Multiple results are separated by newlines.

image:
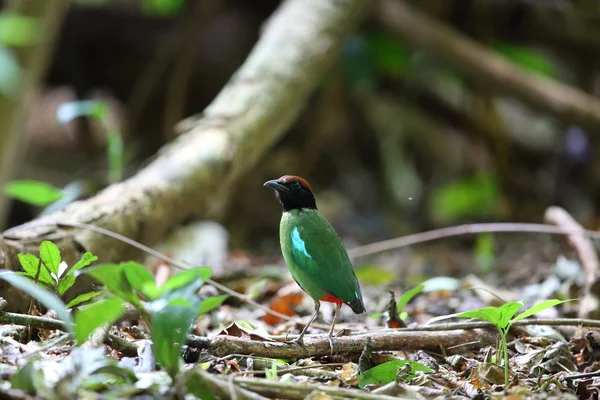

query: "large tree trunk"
xmin=0 ymin=0 xmax=370 ymax=310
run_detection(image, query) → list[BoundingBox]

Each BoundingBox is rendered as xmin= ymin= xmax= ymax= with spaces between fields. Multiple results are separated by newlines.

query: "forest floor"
xmin=0 ymin=213 xmax=598 ymax=400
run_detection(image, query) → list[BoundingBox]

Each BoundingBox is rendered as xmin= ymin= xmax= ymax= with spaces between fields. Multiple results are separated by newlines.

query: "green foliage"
xmin=396 ymin=285 xmax=424 ymax=315
xmin=198 ymin=294 xmax=229 ymax=315
xmin=75 ymin=297 xmax=125 ymax=343
xmin=359 ymin=359 xmax=432 ymax=388
xmin=355 ymin=265 xmax=397 ymax=285
xmin=66 ymin=290 xmax=104 ymax=308
xmin=365 ymin=31 xmax=412 ymax=78
xmin=427 ymin=299 xmax=575 ymax=386
xmin=150 ymin=298 xmax=199 ymax=379
xmin=79 ymin=262 xmax=222 ymax=377
xmin=57 ymin=100 xmax=124 ymax=184
xmin=141 ymin=0 xmax=186 ymax=16
xmin=10 ymin=238 xmax=225 ymax=384
xmin=0 ymin=13 xmax=40 ymax=47
xmin=475 ymin=233 xmax=496 ymax=272
xmin=429 ymin=172 xmax=500 ymax=222
xmin=18 ymin=243 xmax=98 ymax=297
xmin=39 ymin=241 xmax=61 ymax=277
xmin=0 ymin=271 xmax=73 ymax=331
xmin=3 ymin=180 xmax=64 ymax=206
xmin=492 ymin=41 xmax=555 ymax=78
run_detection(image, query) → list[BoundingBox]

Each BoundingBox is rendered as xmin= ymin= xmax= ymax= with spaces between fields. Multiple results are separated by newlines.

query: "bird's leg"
xmin=328 ymin=303 xmax=342 ymax=337
xmin=327 ymin=303 xmax=342 ymax=355
xmin=293 ymin=300 xmax=320 ymax=345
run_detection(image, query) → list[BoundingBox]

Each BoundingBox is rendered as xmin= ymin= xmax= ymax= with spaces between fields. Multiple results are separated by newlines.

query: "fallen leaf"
xmin=263 ymin=283 xmax=303 ymax=326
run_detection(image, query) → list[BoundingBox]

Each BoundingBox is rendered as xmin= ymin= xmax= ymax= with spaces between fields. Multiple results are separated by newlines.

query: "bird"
xmin=264 ymin=175 xmax=365 ymax=344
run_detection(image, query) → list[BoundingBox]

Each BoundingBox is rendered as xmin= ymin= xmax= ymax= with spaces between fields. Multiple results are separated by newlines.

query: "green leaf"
xmin=150 ymin=298 xmax=198 ymax=379
xmin=17 ymin=253 xmax=54 ymax=286
xmin=198 ymin=295 xmax=228 ymax=315
xmin=475 ymin=233 xmax=496 ymax=272
xmin=429 ymin=172 xmax=500 ymax=222
xmin=0 ymin=13 xmax=40 ymax=46
xmin=511 ymin=299 xmax=576 ymax=322
xmin=161 ymin=267 xmax=212 ymax=294
xmin=79 ymin=263 xmax=141 ymax=307
xmin=58 ymin=274 xmax=76 ymax=296
xmin=0 ymin=271 xmax=72 ymax=330
xmin=75 ymin=297 xmax=124 ymax=343
xmin=365 ymin=31 xmax=412 ymax=77
xmin=3 ymin=180 xmax=63 ymax=206
xmin=492 ymin=41 xmax=555 ymax=78
xmin=426 ymin=306 xmax=502 ymax=327
xmin=150 ymin=267 xmax=212 ymax=301
xmin=497 ymin=301 xmax=524 ymax=329
xmin=11 ymin=361 xmax=46 ymax=394
xmin=71 ymin=252 xmax=98 ymax=272
xmin=39 ymin=241 xmax=61 ymax=276
xmin=396 ymin=285 xmax=424 ymax=313
xmin=141 ymin=0 xmax=185 ymax=16
xmin=122 ymin=261 xmax=156 ymax=299
xmin=355 ymin=265 xmax=397 ymax=285
xmin=359 ymin=360 xmax=432 ymax=388
xmin=66 ymin=291 xmax=104 ymax=308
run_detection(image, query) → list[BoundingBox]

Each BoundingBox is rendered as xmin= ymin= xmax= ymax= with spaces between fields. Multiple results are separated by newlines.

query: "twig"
xmin=233 ymin=376 xmax=410 ymax=400
xmin=565 ymin=370 xmax=600 ymax=380
xmin=544 ymin=206 xmax=600 ymax=319
xmin=232 ymin=362 xmax=345 ymax=377
xmin=192 ymin=369 xmax=269 ymax=400
xmin=347 ymin=222 xmax=600 ymax=259
xmin=376 ymin=0 xmax=600 ymax=132
xmin=0 ymin=311 xmax=67 ymax=331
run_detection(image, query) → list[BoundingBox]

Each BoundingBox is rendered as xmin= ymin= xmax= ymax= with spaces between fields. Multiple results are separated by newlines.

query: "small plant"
xmin=76 ymin=261 xmax=228 ymax=379
xmin=427 ymin=298 xmax=575 ymax=386
xmin=17 ymin=240 xmax=98 ymax=301
xmin=13 ymin=240 xmax=227 ymax=381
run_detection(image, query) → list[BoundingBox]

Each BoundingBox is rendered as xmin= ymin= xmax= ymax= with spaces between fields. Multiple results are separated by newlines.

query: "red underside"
xmin=319 ymin=292 xmax=344 ymax=304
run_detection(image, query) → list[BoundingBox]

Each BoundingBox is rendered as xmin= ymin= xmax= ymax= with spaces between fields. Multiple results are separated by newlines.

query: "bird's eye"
xmin=291 ymin=181 xmax=302 ymax=190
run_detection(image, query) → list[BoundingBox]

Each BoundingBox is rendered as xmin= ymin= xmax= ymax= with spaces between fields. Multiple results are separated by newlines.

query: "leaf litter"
xmin=0 ymin=235 xmax=597 ymax=399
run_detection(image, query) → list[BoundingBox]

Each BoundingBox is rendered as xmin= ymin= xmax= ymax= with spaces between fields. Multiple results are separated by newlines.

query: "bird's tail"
xmin=349 ymin=297 xmax=366 ymax=314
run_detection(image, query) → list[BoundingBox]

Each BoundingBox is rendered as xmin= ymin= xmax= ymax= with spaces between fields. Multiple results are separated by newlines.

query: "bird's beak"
xmin=264 ymin=179 xmax=288 ymax=192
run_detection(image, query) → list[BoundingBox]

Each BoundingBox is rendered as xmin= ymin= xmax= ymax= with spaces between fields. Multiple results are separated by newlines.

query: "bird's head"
xmin=264 ymin=175 xmax=317 ymax=212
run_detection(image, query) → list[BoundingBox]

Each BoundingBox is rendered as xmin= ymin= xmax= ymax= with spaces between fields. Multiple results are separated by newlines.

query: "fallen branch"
xmin=0 ymin=311 xmax=66 ymax=331
xmin=208 ymin=329 xmax=498 ymax=359
xmin=376 ymin=0 xmax=600 ymax=132
xmin=544 ymin=206 xmax=600 ymax=319
xmin=0 ymin=0 xmax=370 ymax=310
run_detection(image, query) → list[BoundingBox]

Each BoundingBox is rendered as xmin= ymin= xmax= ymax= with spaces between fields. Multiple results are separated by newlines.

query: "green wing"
xmin=286 ymin=212 xmax=363 ymax=309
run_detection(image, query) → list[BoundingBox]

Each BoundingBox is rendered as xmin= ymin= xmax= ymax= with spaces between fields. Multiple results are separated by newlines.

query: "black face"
xmin=264 ymin=178 xmax=317 ymax=212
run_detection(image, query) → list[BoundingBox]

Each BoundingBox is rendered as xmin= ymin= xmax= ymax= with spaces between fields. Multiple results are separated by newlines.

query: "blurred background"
xmin=0 ymin=0 xmax=598 ymax=286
